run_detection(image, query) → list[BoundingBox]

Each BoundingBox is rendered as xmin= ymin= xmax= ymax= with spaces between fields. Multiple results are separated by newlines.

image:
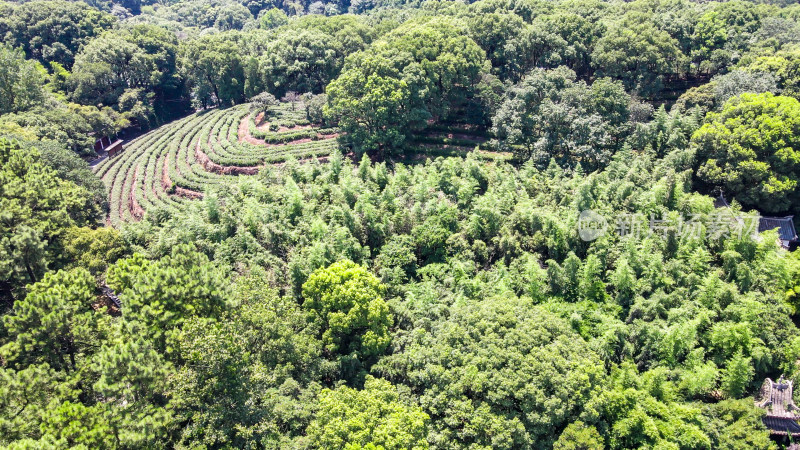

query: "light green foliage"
xmin=0 ymin=140 xmax=172 ymax=449
xmin=720 ymin=352 xmax=754 ymax=399
xmin=581 ymin=363 xmax=713 ymax=449
xmin=71 ymin=33 xmax=153 ymax=107
xmin=69 ymin=24 xmax=184 ymax=126
xmin=249 ymin=91 xmax=277 ymax=114
xmin=1 ymin=94 xmax=130 ymax=156
xmin=466 ymin=11 xmax=528 ymax=81
xmin=181 ymin=34 xmax=247 ymax=107
xmin=742 ymin=47 xmax=800 ymax=100
xmin=700 ymin=400 xmax=775 ymax=449
xmin=0 ymin=45 xmax=46 ymax=114
xmin=258 ymin=15 xmax=374 ymax=98
xmin=138 ymin=0 xmax=252 ymax=30
xmin=675 ymin=82 xmax=718 ymax=113
xmin=259 ymin=7 xmax=288 ymax=29
xmin=711 ymin=70 xmax=777 ymax=107
xmin=676 ymin=69 xmax=779 ymax=115
xmin=784 ymin=249 xmax=800 ymax=315
xmin=122 ymin=136 xmax=796 ymax=447
xmin=375 ymin=234 xmax=417 ymax=288
xmin=629 ymin=105 xmax=702 ymax=157
xmin=260 ymin=28 xmax=346 ymax=98
xmin=1 ymin=131 xmax=791 ymax=448
xmin=304 ymin=92 xmax=327 ymax=124
xmin=38 ymin=401 xmax=114 ymax=449
xmin=302 ymin=260 xmax=392 ymax=358
xmin=307 ymin=376 xmax=429 ymax=450
xmin=553 ymin=421 xmax=604 ymax=450
xmin=30 ymin=140 xmax=108 ymax=207
xmin=48 ymin=336 xmax=175 ymax=449
xmin=62 ymin=227 xmax=127 ymax=275
xmin=690 ymin=1 xmax=763 ymax=76
xmin=213 ymin=3 xmax=253 ymax=30
xmin=2 ymin=330 xmax=177 ymax=449
xmin=692 ymin=93 xmax=800 ymax=213
xmin=0 ymin=364 xmax=70 ymax=444
xmin=538 ymin=12 xmax=604 ymax=79
xmin=326 ymin=71 xmax=412 ymax=154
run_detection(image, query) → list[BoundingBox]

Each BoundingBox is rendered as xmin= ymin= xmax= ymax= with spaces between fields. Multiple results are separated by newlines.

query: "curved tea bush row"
xmin=93 ymin=102 xmax=342 ymax=225
xmin=204 ymin=104 xmax=339 ymax=167
xmin=250 ymin=102 xmax=310 ymax=130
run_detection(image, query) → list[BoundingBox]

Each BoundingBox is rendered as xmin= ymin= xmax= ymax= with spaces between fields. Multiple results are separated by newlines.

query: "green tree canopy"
xmin=0 ymin=138 xmax=99 ymax=302
xmin=0 ymin=45 xmax=46 ymax=115
xmin=302 ymin=260 xmax=392 ymax=359
xmin=592 ymin=13 xmax=684 ymax=96
xmin=325 ymin=18 xmax=487 ymax=155
xmin=169 ymin=273 xmax=325 ymax=448
xmin=1 ymin=268 xmax=100 ymax=373
xmin=377 ymin=296 xmax=605 ymax=448
xmin=492 ymin=66 xmax=631 ymax=169
xmin=257 ymin=15 xmax=375 ymax=98
xmin=180 ymin=34 xmax=246 ymax=107
xmin=0 ymin=0 xmax=116 ymax=68
xmin=70 ymin=24 xmax=185 ymax=126
xmin=107 ymin=244 xmax=228 ymax=356
xmin=306 ymin=376 xmax=429 ymax=450
xmin=692 ymin=92 xmax=800 ymax=213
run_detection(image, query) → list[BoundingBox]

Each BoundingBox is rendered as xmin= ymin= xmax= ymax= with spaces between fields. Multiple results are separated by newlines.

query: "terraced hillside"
xmin=408 ymin=121 xmax=512 ymax=162
xmin=93 ymin=102 xmax=339 ymax=226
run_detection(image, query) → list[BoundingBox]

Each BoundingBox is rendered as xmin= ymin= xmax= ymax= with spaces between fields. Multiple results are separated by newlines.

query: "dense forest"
xmin=5 ymin=0 xmax=800 ymax=448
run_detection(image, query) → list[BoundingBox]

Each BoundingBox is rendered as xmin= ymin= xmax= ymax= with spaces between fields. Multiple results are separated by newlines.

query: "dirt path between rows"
xmin=162 ymin=156 xmax=204 ymax=199
xmin=129 ymin=167 xmax=144 ymax=220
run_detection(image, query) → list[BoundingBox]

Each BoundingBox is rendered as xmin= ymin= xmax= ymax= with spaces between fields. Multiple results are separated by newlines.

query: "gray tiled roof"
xmin=759 ymin=216 xmax=798 ymax=242
xmin=764 ymin=416 xmax=800 ymax=435
xmin=757 ymin=377 xmax=800 ymax=435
